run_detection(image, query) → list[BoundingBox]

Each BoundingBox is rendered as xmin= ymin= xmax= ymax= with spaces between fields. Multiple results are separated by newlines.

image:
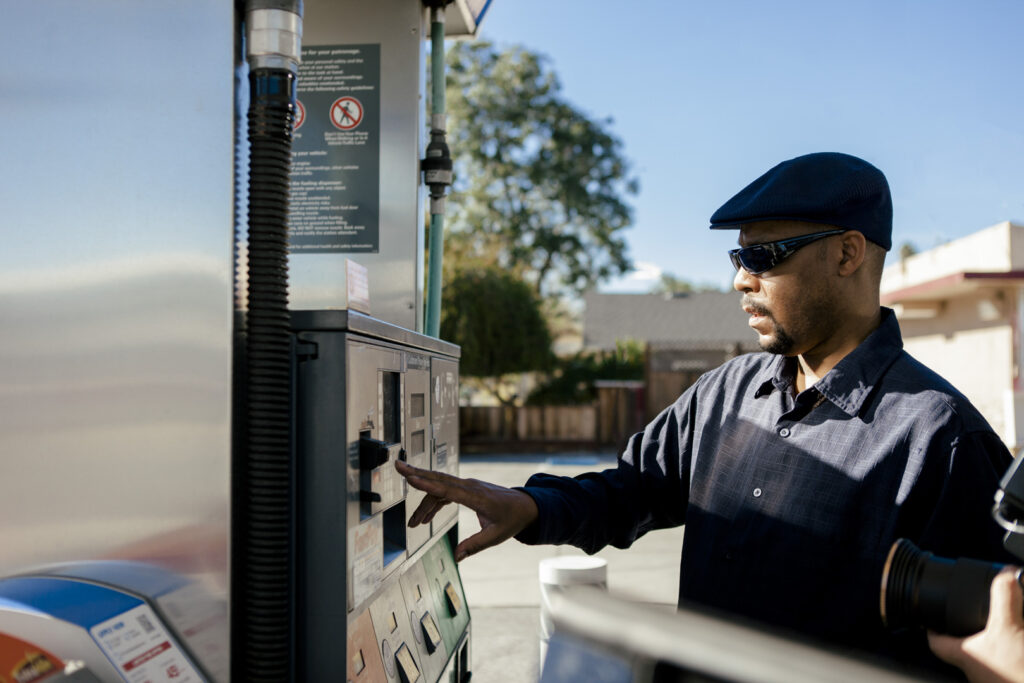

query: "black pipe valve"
xmin=422 ymin=130 xmax=452 ymax=199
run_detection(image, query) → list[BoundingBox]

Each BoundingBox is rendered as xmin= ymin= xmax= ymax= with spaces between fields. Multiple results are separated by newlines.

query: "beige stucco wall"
xmin=897 ymin=295 xmax=1015 ymax=441
xmin=882 ymin=222 xmax=1024 ymax=451
xmin=882 ymin=221 xmax=1021 ymax=293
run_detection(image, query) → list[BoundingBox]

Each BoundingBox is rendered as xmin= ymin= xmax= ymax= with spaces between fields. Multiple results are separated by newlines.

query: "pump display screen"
xmin=381 ymin=371 xmax=401 ymax=443
xmin=410 ymin=393 xmax=425 ymax=418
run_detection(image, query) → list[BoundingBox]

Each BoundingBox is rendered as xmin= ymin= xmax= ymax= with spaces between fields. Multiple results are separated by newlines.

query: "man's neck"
xmin=794 ymin=308 xmax=883 ymax=393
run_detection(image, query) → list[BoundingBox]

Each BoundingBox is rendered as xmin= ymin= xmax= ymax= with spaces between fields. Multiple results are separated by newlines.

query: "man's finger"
xmin=453 ymin=522 xmax=514 ymax=562
xmin=409 ymin=494 xmax=444 ymax=527
xmin=400 ymin=468 xmax=485 ymax=511
xmin=403 ymin=472 xmax=452 ymax=499
xmin=409 ymin=495 xmax=449 ymax=527
xmin=396 ymin=459 xmax=460 ymax=485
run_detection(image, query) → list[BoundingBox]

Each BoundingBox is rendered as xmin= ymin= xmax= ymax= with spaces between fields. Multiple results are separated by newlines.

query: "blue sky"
xmin=476 ymin=0 xmax=1024 ymax=292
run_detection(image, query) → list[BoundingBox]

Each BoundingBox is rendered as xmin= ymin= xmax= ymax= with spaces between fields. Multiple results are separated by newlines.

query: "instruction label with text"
xmin=290 ymin=44 xmax=381 ymax=253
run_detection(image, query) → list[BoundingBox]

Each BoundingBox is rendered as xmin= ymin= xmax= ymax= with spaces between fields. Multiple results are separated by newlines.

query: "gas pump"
xmin=291 ymin=310 xmax=467 ymax=681
xmin=0 ymin=1 xmax=490 ymax=681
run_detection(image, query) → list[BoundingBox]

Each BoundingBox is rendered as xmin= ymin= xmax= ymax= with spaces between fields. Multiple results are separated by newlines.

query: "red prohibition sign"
xmin=294 ymin=99 xmax=306 ymax=130
xmin=330 ymin=97 xmax=363 ymax=130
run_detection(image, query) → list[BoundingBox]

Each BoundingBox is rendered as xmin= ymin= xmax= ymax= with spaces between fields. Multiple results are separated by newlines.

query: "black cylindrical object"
xmin=242 ymin=67 xmax=296 ymax=683
xmin=237 ymin=1 xmax=301 ymax=680
xmin=880 ymin=538 xmax=1006 ymax=636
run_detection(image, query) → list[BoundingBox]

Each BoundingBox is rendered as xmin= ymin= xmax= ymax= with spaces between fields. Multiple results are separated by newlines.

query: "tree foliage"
xmin=441 ymin=41 xmax=638 ymax=299
xmin=649 ymin=272 xmax=726 ymax=295
xmin=898 ymin=242 xmax=918 ymax=260
xmin=526 ymin=339 xmax=645 ymax=406
xmin=440 ymin=266 xmax=553 ymax=404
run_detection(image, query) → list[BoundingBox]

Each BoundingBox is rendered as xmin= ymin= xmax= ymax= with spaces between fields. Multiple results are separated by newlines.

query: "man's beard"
xmin=743 ymin=298 xmax=796 ymax=355
xmin=759 ymin=321 xmax=796 ymax=355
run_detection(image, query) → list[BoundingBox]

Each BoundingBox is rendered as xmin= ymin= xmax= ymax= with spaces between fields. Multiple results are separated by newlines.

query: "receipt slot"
xmin=292 ymin=310 xmax=467 ymax=682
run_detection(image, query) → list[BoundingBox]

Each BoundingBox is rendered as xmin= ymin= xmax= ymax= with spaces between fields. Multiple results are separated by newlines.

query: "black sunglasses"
xmin=728 ymin=229 xmax=846 ymax=275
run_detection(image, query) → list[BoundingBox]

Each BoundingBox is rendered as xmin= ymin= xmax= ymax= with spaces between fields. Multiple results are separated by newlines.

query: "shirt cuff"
xmin=512 ymin=475 xmax=570 ymax=546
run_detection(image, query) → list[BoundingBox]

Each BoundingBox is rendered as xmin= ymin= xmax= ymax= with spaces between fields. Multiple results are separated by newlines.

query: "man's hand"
xmin=395 ymin=460 xmax=539 ymax=562
xmin=928 ymin=567 xmax=1024 ymax=683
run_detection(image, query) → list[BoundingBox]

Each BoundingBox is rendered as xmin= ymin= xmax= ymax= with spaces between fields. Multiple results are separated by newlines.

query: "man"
xmin=396 ymin=152 xmax=1013 ymax=668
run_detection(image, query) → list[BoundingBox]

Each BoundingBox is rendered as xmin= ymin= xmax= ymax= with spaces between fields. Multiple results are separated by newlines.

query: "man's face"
xmin=732 ymin=221 xmax=840 ymax=356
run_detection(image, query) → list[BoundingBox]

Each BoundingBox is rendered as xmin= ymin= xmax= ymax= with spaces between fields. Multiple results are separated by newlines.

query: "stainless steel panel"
xmin=431 ymin=356 xmax=460 ymax=532
xmin=0 ymin=0 xmax=233 ymax=643
xmin=290 ymin=0 xmax=426 ymax=331
xmin=400 ymin=559 xmax=450 ymax=683
xmin=405 ymin=358 xmax=432 ymax=555
xmin=369 ymin=581 xmax=424 ymax=683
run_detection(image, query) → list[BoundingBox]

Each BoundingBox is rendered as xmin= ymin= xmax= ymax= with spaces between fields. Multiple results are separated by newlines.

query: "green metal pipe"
xmin=426 ymin=212 xmax=445 ymax=337
xmin=431 ymin=14 xmax=446 ymax=118
xmin=424 ymin=9 xmax=446 ymax=338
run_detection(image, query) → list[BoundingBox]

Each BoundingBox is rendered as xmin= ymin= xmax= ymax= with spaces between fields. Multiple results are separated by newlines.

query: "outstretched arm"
xmin=928 ymin=568 xmax=1024 ymax=683
xmin=395 ymin=460 xmax=539 ymax=562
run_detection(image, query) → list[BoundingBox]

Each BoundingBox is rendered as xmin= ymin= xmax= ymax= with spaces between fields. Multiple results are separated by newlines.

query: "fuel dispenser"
xmin=0 ymin=1 xmax=490 ymax=681
xmin=293 ymin=310 xmax=467 ymax=681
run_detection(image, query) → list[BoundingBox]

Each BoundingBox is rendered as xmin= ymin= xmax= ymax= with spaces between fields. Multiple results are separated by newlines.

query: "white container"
xmin=538 ymin=556 xmax=608 ymax=672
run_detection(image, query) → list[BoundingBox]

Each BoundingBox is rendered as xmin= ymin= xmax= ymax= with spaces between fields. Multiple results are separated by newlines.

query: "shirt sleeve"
xmin=513 ymin=381 xmax=699 ymax=554
xmin=900 ymin=427 xmax=1015 ymax=564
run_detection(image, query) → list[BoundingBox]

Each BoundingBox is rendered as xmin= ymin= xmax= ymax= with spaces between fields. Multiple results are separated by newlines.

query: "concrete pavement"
xmin=455 ymin=452 xmax=684 ymax=682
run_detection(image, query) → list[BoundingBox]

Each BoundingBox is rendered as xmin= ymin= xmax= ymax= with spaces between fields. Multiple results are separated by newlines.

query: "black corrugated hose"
xmin=244 ymin=66 xmax=295 ymax=682
xmin=240 ymin=1 xmax=302 ymax=680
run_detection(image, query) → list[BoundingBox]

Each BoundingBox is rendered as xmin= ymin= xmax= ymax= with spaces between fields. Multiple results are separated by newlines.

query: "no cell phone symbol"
xmin=294 ymin=99 xmax=306 ymax=131
xmin=330 ymin=97 xmax=363 ymax=130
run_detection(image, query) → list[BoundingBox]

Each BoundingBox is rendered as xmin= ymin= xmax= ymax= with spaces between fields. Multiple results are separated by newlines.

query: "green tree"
xmin=441 ymin=266 xmax=553 ymax=405
xmin=441 ymin=41 xmax=638 ymax=299
xmin=898 ymin=242 xmax=918 ymax=260
xmin=527 ymin=339 xmax=645 ymax=406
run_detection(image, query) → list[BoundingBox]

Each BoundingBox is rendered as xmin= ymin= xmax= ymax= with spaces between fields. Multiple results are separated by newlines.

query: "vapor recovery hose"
xmin=242 ymin=2 xmax=301 ymax=680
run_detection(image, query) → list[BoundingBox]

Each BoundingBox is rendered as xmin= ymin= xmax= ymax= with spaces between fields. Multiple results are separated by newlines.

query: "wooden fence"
xmin=459 ymin=384 xmax=646 ymax=451
xmin=460 ymin=405 xmax=597 ymax=447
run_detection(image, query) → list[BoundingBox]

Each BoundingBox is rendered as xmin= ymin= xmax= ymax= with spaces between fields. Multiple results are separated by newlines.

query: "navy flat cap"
xmin=710 ymin=152 xmax=892 ymax=251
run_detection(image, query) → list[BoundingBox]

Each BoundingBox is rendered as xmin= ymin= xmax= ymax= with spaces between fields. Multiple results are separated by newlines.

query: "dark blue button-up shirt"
xmin=517 ymin=309 xmax=1013 ymax=662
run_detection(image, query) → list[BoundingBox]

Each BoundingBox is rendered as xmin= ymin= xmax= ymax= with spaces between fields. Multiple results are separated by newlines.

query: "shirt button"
xmin=778 ymin=427 xmax=790 ymax=437
xmin=753 ymin=488 xmax=762 ymax=498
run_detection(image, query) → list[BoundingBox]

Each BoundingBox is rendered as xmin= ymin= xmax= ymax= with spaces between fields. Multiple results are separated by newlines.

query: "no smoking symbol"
xmin=330 ymin=97 xmax=363 ymax=130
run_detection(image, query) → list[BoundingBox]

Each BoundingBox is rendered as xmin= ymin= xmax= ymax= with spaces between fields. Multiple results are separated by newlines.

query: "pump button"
xmin=420 ymin=611 xmax=443 ymax=653
xmin=443 ymin=582 xmax=462 ymax=616
xmin=394 ymin=643 xmax=421 ymax=683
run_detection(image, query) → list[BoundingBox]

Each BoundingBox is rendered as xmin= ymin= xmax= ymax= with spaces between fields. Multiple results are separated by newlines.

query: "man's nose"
xmin=733 ymin=266 xmax=759 ymax=293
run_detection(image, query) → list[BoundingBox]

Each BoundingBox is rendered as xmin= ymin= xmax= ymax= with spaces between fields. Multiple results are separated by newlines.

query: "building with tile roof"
xmin=582 ymin=290 xmax=759 ymax=420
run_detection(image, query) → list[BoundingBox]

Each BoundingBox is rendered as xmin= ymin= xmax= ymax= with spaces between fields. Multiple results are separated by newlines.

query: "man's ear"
xmin=837 ymin=231 xmax=867 ymax=276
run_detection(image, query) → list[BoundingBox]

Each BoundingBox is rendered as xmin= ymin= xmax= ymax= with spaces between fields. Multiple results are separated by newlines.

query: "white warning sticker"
xmin=350 ymin=516 xmax=383 ymax=608
xmin=91 ymin=604 xmax=204 ymax=682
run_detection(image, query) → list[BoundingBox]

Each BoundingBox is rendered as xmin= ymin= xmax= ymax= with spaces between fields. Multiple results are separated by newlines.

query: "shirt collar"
xmin=753 ymin=308 xmax=904 ymax=416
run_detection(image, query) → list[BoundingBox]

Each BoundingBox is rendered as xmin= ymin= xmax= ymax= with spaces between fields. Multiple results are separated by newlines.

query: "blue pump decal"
xmin=41 ymin=560 xmax=189 ymax=599
xmin=0 ymin=577 xmax=141 ymax=629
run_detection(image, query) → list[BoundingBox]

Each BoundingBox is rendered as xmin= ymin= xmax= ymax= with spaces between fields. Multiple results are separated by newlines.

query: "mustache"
xmin=741 ymin=296 xmax=771 ymax=318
